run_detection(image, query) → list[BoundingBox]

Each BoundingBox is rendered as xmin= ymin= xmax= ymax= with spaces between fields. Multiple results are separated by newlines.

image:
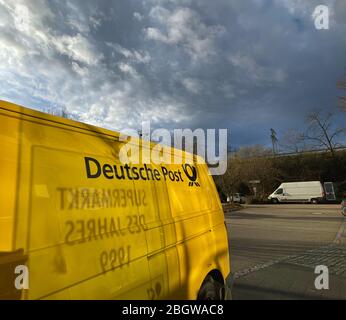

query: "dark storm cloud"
xmin=0 ymin=0 xmax=345 ymax=148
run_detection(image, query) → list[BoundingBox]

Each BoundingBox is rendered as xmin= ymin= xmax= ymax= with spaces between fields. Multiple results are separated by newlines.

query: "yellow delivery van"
xmin=0 ymin=100 xmax=232 ymax=300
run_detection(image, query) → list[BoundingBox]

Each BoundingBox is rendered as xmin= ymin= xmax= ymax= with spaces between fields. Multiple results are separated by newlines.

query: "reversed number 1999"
xmin=100 ymin=246 xmax=131 ymax=273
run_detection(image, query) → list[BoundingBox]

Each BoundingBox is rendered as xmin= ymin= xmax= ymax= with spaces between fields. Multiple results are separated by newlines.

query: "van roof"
xmin=280 ymin=181 xmax=321 ymax=184
xmin=0 ymin=100 xmax=205 ymax=164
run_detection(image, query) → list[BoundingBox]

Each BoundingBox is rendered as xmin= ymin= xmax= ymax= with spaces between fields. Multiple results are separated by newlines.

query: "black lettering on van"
xmin=174 ymin=171 xmax=181 ymax=181
xmin=161 ymin=167 xmax=168 ymax=180
xmin=127 ymin=215 xmax=142 ymax=234
xmin=127 ymin=216 xmax=134 ymax=234
xmin=127 ymin=189 xmax=134 ymax=206
xmin=91 ymin=190 xmax=101 ymax=208
xmin=124 ymin=164 xmax=133 ymax=180
xmin=112 ymin=189 xmax=120 ymax=207
xmin=81 ymin=188 xmax=90 ymax=209
xmin=98 ymin=218 xmax=109 ymax=239
xmin=119 ymin=217 xmax=126 ymax=236
xmin=100 ymin=246 xmax=131 ymax=274
xmin=87 ymin=219 xmax=97 ymax=242
xmin=65 ymin=221 xmax=75 ymax=245
xmin=132 ymin=167 xmax=140 ymax=180
xmin=109 ymin=217 xmax=118 ymax=237
xmin=85 ymin=157 xmax=101 ymax=178
xmin=102 ymin=189 xmax=112 ymax=207
xmin=139 ymin=215 xmax=147 ymax=231
xmin=139 ymin=167 xmax=147 ymax=180
xmin=58 ymin=187 xmax=148 ymax=210
xmin=153 ymin=169 xmax=161 ymax=181
xmin=69 ymin=188 xmax=79 ymax=209
xmin=119 ymin=189 xmax=126 ymax=207
xmin=141 ymin=190 xmax=147 ymax=206
xmin=76 ymin=220 xmax=86 ymax=243
xmin=102 ymin=164 xmax=114 ymax=179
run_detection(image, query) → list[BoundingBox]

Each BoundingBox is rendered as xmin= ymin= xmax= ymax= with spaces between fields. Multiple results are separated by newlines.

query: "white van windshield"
xmin=275 ymin=188 xmax=283 ymax=195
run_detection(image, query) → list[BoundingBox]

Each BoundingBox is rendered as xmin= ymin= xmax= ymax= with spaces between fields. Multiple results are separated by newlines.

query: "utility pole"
xmin=270 ymin=128 xmax=278 ymax=155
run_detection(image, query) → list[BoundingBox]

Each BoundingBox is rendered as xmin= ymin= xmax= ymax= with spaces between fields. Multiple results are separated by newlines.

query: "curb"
xmin=222 ymin=204 xmax=243 ymax=213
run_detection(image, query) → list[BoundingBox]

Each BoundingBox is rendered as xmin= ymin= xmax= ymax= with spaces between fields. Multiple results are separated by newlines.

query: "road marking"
xmin=285 ymin=245 xmax=346 ymax=276
xmin=234 ymin=216 xmax=346 ymax=280
xmin=234 ymin=245 xmax=331 ymax=280
xmin=234 ymin=254 xmax=297 ymax=279
xmin=311 ymin=212 xmax=323 ymax=215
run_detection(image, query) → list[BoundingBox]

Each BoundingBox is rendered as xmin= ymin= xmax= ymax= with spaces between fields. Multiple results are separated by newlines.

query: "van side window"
xmin=275 ymin=188 xmax=283 ymax=195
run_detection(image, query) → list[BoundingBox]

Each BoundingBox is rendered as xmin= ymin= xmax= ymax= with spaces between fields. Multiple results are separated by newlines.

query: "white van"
xmin=227 ymin=193 xmax=246 ymax=204
xmin=268 ymin=181 xmax=325 ymax=204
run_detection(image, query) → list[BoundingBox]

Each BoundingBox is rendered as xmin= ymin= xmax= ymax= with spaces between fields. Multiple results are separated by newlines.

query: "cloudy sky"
xmin=0 ymin=0 xmax=345 ymax=148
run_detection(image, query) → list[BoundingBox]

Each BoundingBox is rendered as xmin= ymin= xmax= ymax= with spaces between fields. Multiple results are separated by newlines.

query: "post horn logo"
xmin=182 ymin=164 xmax=200 ymax=187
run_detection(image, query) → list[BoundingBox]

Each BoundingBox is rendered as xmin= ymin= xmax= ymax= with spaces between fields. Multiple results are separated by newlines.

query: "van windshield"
xmin=275 ymin=188 xmax=283 ymax=195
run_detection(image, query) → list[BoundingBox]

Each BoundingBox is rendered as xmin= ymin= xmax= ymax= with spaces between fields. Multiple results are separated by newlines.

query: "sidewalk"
xmin=222 ymin=203 xmax=242 ymax=213
xmin=233 ymin=216 xmax=346 ymax=300
xmin=233 ymin=258 xmax=346 ymax=299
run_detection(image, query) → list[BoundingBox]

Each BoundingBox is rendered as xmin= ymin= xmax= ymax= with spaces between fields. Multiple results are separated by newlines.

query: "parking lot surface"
xmin=225 ymin=204 xmax=346 ymax=299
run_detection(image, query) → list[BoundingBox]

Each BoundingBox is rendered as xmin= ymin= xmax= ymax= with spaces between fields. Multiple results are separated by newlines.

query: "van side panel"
xmin=270 ymin=181 xmax=324 ymax=203
xmin=281 ymin=182 xmax=323 ymax=202
xmin=164 ymin=162 xmax=230 ymax=299
xmin=0 ymin=103 xmax=152 ymax=299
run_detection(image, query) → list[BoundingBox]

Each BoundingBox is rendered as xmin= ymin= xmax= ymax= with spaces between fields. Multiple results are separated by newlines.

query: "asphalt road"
xmin=225 ymin=204 xmax=346 ymax=299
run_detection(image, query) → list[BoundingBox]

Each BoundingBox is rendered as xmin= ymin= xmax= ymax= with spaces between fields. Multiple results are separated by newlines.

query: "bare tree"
xmin=236 ymin=144 xmax=271 ymax=158
xmin=280 ymin=129 xmax=306 ymax=153
xmin=302 ymin=111 xmax=345 ymax=158
xmin=227 ymin=145 xmax=281 ymax=199
xmin=214 ymin=156 xmax=242 ymax=202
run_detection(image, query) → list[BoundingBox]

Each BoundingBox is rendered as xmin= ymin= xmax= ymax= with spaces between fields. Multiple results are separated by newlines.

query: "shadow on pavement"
xmin=233 ymin=262 xmax=346 ymax=300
